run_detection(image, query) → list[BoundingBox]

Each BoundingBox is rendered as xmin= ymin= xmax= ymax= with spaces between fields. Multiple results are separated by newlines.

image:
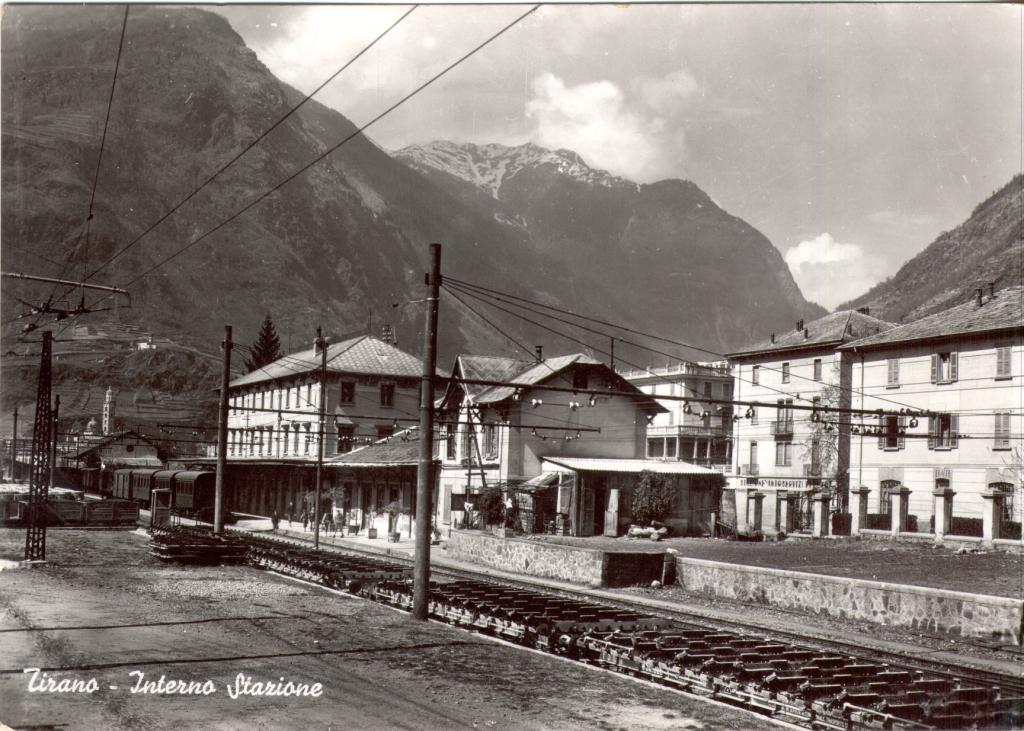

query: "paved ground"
xmin=524 ymin=534 xmax=1024 ymax=598
xmin=0 ymin=528 xmax=765 ymax=731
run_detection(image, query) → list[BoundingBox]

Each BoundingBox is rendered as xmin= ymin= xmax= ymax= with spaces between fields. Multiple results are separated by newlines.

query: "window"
xmin=994 ymin=412 xmax=1012 ymax=450
xmin=996 ymin=345 xmax=1012 ymax=379
xmin=337 ymin=425 xmax=355 ymax=454
xmin=703 ymin=382 xmax=713 ymax=399
xmin=340 ymin=381 xmax=355 ymax=405
xmin=880 ymin=480 xmax=901 ymax=514
xmin=776 ymin=398 xmax=794 ymax=431
xmin=285 ymin=387 xmax=291 ymax=409
xmin=878 ymin=414 xmax=905 ymax=450
xmin=750 ymin=406 xmax=758 ymax=425
xmin=647 ymin=438 xmax=665 ymax=458
xmin=380 ymin=383 xmax=395 ymax=407
xmin=260 ymin=391 xmax=265 ymax=409
xmin=781 ymin=362 xmax=790 ymax=383
xmin=302 ymin=424 xmax=311 ymax=455
xmin=990 ymin=482 xmax=1015 ymax=522
xmin=376 ymin=424 xmax=394 ymax=440
xmin=444 ymin=422 xmax=457 ymax=460
xmin=282 ymin=426 xmax=290 ymax=455
xmin=927 ymin=413 xmax=958 ymax=450
xmin=749 ymin=441 xmax=758 ymax=469
xmin=723 ymin=383 xmax=733 ymax=401
xmin=665 ymin=438 xmax=678 ymax=458
xmin=306 ymin=384 xmax=313 ymax=407
xmin=572 ymin=370 xmax=589 ymax=391
xmin=930 ymin=352 xmax=958 ymax=384
xmin=482 ymin=424 xmax=498 ymax=460
xmin=294 ymin=427 xmax=301 ymax=455
xmin=775 ymin=440 xmax=792 ymax=467
xmin=813 ymin=359 xmax=822 ymax=382
xmin=752 ymin=365 xmax=760 ymax=385
xmin=886 ymin=358 xmax=900 ymax=388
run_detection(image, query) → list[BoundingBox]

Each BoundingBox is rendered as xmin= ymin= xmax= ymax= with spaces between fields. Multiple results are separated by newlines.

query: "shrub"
xmin=475 ymin=486 xmax=505 ymax=526
xmin=631 ymin=471 xmax=675 ymax=526
xmin=831 ymin=512 xmax=852 ymax=536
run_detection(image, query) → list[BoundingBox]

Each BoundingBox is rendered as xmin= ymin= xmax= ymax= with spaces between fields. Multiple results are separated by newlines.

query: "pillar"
xmin=811 ymin=492 xmax=831 ymax=537
xmin=981 ymin=491 xmax=1005 ymax=545
xmin=749 ymin=491 xmax=765 ymax=533
xmin=735 ymin=485 xmax=750 ymax=532
xmin=775 ymin=490 xmax=789 ymax=533
xmin=850 ymin=486 xmax=870 ymax=536
xmin=932 ymin=486 xmax=955 ymax=540
xmin=891 ymin=487 xmax=911 ymax=536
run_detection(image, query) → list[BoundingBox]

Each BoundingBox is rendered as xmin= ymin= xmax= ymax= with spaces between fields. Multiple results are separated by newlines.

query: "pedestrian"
xmin=271 ymin=509 xmax=280 ymax=532
xmin=287 ymin=500 xmax=294 ymax=527
xmin=301 ymin=508 xmax=309 ymax=531
xmin=322 ymin=511 xmax=332 ymax=536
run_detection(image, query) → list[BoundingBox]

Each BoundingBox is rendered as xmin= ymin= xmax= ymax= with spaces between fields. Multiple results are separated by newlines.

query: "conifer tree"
xmin=245 ymin=315 xmax=283 ymax=372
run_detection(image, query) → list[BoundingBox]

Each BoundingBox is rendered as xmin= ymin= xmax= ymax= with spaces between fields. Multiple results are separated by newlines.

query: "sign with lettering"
xmin=746 ymin=477 xmax=808 ymax=489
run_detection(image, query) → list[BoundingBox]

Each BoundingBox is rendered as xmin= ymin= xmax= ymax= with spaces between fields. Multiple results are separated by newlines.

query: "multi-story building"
xmin=436 ymin=353 xmax=722 ymax=537
xmin=226 ymin=334 xmax=423 ymax=460
xmin=838 ymin=285 xmax=1023 ymax=537
xmin=726 ymin=309 xmax=897 ymax=533
xmin=620 ymin=362 xmax=734 ymax=468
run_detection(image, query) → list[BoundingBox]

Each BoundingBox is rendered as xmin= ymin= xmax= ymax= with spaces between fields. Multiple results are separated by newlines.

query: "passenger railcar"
xmin=112 ymin=469 xmax=133 ymax=500
xmin=171 ymin=471 xmax=215 ymax=512
xmin=130 ymin=469 xmax=160 ymax=504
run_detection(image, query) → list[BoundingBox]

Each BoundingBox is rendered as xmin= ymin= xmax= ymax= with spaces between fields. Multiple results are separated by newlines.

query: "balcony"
xmin=771 ymin=420 xmax=795 ymax=437
xmin=647 ymin=423 xmax=732 ymax=438
xmin=803 ymin=463 xmax=822 ymax=477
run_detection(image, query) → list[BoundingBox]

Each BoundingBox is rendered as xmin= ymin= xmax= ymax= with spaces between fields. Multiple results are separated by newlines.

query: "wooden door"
xmin=581 ymin=485 xmax=595 ymax=536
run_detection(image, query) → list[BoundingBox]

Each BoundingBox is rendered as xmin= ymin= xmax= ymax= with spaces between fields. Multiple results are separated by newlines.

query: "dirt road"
xmin=0 ymin=529 xmax=762 ymax=731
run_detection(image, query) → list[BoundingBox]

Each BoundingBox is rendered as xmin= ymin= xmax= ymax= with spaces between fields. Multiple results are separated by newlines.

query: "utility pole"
xmin=413 ymin=243 xmax=441 ymax=621
xmin=214 ymin=325 xmax=232 ymax=535
xmin=48 ymin=394 xmax=60 ymax=489
xmin=313 ymin=326 xmax=328 ymax=550
xmin=24 ymin=331 xmax=52 ymax=561
xmin=10 ymin=407 xmax=18 ymax=481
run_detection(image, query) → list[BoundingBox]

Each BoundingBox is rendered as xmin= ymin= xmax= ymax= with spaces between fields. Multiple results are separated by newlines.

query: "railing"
xmin=618 ymin=362 xmax=732 ymax=379
xmin=771 ymin=420 xmax=794 ymax=436
xmin=648 ymin=424 xmax=732 ymax=437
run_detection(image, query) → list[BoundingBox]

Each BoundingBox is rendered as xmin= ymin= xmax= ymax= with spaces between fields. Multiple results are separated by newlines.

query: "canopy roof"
xmin=541 ymin=457 xmax=721 ymax=475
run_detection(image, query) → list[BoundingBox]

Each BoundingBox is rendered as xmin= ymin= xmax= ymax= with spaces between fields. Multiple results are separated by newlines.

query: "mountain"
xmin=2 ymin=5 xmax=823 ymax=428
xmin=395 ymin=141 xmax=825 ymax=357
xmin=839 ymin=175 xmax=1024 ymax=322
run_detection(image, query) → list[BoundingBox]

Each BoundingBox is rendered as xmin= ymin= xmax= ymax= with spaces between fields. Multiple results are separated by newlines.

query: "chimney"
xmin=989 ymin=281 xmax=996 ymax=299
xmin=535 ymin=345 xmax=544 ymax=362
xmin=976 ymin=288 xmax=983 ymax=307
xmin=804 ymin=328 xmax=809 ymax=339
xmin=770 ymin=333 xmax=775 ymax=344
xmin=856 ymin=306 xmax=870 ymax=316
xmin=795 ymin=319 xmax=804 ymax=332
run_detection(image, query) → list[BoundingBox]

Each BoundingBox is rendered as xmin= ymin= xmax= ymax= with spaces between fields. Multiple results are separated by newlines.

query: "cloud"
xmin=785 ymin=233 xmax=888 ymax=310
xmin=524 ymin=70 xmax=697 ymax=182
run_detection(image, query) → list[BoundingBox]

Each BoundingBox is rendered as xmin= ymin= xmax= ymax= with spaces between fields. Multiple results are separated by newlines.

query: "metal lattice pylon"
xmin=24 ymin=331 xmax=52 ymax=561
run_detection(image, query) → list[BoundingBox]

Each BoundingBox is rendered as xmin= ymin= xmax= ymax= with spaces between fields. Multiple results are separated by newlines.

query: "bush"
xmin=475 ymin=486 xmax=505 ymax=526
xmin=1001 ymin=521 xmax=1022 ymax=540
xmin=949 ymin=517 xmax=984 ymax=537
xmin=631 ymin=471 xmax=675 ymax=526
xmin=831 ymin=513 xmax=852 ymax=536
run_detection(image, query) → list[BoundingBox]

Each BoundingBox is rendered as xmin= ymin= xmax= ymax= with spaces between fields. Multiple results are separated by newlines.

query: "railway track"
xmin=153 ymin=526 xmax=1022 ymax=731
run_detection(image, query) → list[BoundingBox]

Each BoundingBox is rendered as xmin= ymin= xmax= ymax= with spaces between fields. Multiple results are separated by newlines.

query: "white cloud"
xmin=785 ymin=233 xmax=887 ymax=310
xmin=524 ymin=70 xmax=697 ymax=182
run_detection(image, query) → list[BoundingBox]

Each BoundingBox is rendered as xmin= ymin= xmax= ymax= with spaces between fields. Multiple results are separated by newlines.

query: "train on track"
xmin=93 ymin=467 xmax=225 ymax=522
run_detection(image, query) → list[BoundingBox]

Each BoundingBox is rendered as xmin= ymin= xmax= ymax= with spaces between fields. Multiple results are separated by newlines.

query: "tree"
xmin=800 ymin=364 xmax=844 ymax=508
xmin=631 ymin=470 xmax=675 ymax=525
xmin=244 ymin=315 xmax=283 ymax=372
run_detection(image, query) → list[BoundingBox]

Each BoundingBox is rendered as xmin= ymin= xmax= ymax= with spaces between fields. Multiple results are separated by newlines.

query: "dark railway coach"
xmin=172 ymin=471 xmax=215 ymax=512
xmin=130 ymin=469 xmax=161 ymax=504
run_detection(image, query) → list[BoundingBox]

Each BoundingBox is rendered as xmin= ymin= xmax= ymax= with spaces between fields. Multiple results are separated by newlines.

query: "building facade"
xmin=839 ymin=286 xmax=1023 ymax=537
xmin=620 ymin=362 xmax=734 ymax=469
xmin=726 ymin=310 xmax=896 ymax=534
xmin=225 ymin=335 xmax=422 ymax=461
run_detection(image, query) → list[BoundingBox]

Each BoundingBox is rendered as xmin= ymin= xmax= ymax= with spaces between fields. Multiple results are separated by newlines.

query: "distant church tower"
xmin=102 ymin=387 xmax=115 ymax=436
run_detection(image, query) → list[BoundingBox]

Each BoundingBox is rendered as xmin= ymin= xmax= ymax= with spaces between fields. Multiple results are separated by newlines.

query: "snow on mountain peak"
xmin=394 ymin=141 xmax=637 ymax=199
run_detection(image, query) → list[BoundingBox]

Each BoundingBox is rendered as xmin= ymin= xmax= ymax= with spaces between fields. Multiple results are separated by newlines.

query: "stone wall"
xmin=446 ymin=530 xmax=663 ymax=588
xmin=676 ymin=556 xmax=1023 ymax=645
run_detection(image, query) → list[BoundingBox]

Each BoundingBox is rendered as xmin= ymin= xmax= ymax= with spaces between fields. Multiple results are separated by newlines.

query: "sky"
xmin=213 ymin=3 xmax=1022 ymax=310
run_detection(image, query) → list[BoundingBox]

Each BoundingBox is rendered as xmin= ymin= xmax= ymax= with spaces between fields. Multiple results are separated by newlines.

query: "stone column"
xmin=932 ymin=486 xmax=955 ymax=540
xmin=749 ymin=491 xmax=765 ymax=533
xmin=981 ymin=491 xmax=1005 ymax=545
xmin=734 ymin=485 xmax=750 ymax=533
xmin=775 ymin=490 xmax=789 ymax=534
xmin=811 ymin=492 xmax=831 ymax=537
xmin=850 ymin=485 xmax=870 ymax=536
xmin=890 ymin=487 xmax=911 ymax=536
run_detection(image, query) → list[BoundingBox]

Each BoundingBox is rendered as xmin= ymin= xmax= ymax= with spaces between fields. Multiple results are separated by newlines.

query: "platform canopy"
xmin=541 ymin=457 xmax=721 ymax=475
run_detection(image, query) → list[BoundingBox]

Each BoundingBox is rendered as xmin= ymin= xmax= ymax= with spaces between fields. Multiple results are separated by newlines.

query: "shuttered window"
xmin=878 ymin=414 xmax=905 ymax=450
xmin=928 ymin=413 xmax=958 ymax=450
xmin=752 ymin=365 xmax=760 ymax=385
xmin=775 ymin=440 xmax=792 ymax=467
xmin=994 ymin=412 xmax=1011 ymax=450
xmin=886 ymin=358 xmax=900 ymax=387
xmin=931 ymin=352 xmax=958 ymax=384
xmin=781 ymin=362 xmax=790 ymax=383
xmin=813 ymin=359 xmax=822 ymax=381
xmin=996 ymin=345 xmax=1012 ymax=379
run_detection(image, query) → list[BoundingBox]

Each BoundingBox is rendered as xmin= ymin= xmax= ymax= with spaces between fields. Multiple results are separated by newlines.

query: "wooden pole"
xmin=314 ymin=326 xmax=327 ymax=550
xmin=412 ymin=243 xmax=441 ymax=621
xmin=214 ymin=325 xmax=232 ymax=535
xmin=11 ymin=407 xmax=18 ymax=481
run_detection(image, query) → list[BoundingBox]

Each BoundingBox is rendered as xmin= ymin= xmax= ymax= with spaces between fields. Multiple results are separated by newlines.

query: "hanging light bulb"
xmin=531 ymin=398 xmax=543 ymax=409
xmin=745 ymin=406 xmax=755 ymax=419
xmin=575 ymin=430 xmax=582 ymax=439
xmin=512 ymin=388 xmax=522 ymax=401
xmin=569 ymin=401 xmax=580 ymax=412
xmin=811 ymin=409 xmax=821 ymax=423
xmin=909 ymin=416 xmax=919 ymax=429
xmin=683 ymin=401 xmax=692 ymax=415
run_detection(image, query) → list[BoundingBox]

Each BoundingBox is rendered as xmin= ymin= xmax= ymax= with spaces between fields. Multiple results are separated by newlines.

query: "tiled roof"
xmin=230 ymin=335 xmax=423 ymax=388
xmin=727 ymin=310 xmax=897 ymax=358
xmin=839 ymin=285 xmax=1024 ymax=350
xmin=541 ymin=457 xmax=722 ymax=476
xmin=74 ymin=431 xmax=158 ymax=458
xmin=326 ymin=428 xmax=425 ymax=467
xmin=475 ymin=354 xmax=604 ymax=404
xmin=458 ymin=355 xmax=533 ymax=399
